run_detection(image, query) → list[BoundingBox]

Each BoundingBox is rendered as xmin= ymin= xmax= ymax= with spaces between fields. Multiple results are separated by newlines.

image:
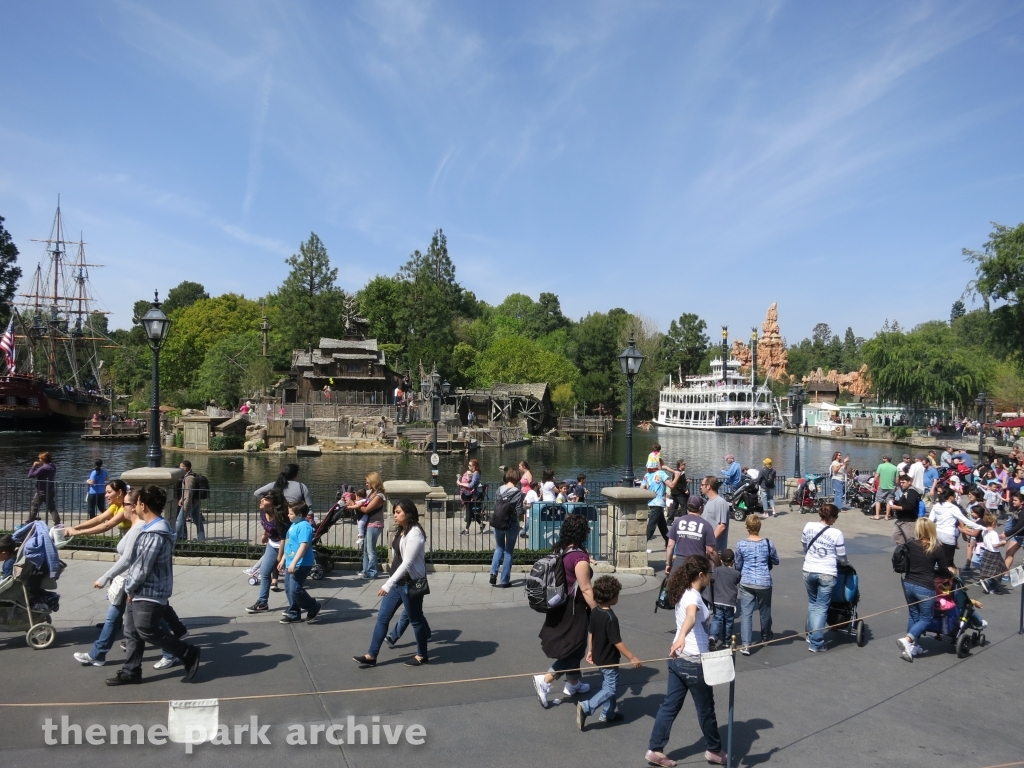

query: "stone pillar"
xmin=121 ymin=466 xmax=186 ymax=520
xmin=602 ymin=486 xmax=655 ymax=575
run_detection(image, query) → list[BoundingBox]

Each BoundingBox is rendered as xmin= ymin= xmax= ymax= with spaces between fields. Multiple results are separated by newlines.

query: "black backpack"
xmin=526 ymin=549 xmax=568 ymax=612
xmin=490 ymin=488 xmax=519 ymax=531
xmin=892 ymin=527 xmax=911 ymax=575
xmin=761 ymin=467 xmax=776 ymax=489
xmin=192 ymin=473 xmax=210 ymax=501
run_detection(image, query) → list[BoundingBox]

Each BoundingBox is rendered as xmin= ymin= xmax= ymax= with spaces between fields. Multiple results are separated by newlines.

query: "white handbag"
xmin=107 ymin=574 xmax=126 ymax=604
xmin=700 ymin=648 xmax=735 ymax=686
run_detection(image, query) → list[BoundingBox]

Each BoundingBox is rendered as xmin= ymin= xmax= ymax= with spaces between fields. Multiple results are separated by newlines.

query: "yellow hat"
xmin=763 ymin=458 xmax=772 ymax=466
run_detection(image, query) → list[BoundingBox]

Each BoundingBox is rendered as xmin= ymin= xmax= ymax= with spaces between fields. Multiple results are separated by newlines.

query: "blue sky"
xmin=2 ymin=1 xmax=1023 ymax=347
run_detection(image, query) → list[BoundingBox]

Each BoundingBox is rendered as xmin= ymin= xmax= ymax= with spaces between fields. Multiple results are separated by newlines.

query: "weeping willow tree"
xmin=861 ymin=321 xmax=991 ymax=413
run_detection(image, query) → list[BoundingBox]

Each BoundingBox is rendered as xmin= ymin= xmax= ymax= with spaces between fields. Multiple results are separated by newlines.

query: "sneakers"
xmin=705 ymin=750 xmax=728 ymax=765
xmin=598 ymin=712 xmax=624 ymax=724
xmin=897 ymin=637 xmax=914 ymax=663
xmin=576 ymin=702 xmax=588 ymax=731
xmin=119 ymin=640 xmax=127 ymax=651
xmin=154 ymin=657 xmax=179 ymax=670
xmin=644 ymin=750 xmax=677 ymax=767
xmin=73 ymin=652 xmax=104 ymax=666
xmin=533 ymin=674 xmax=550 ymax=708
xmin=183 ymin=646 xmax=201 ymax=681
xmin=808 ymin=646 xmax=828 ymax=653
xmin=911 ymin=644 xmax=924 ymax=657
xmin=279 ymin=614 xmax=301 ymax=624
xmin=246 ymin=602 xmax=269 ymax=614
xmin=563 ymin=681 xmax=590 ymax=696
xmin=306 ymin=604 xmax=321 ymax=624
xmin=105 ymin=671 xmax=141 ymax=686
xmin=980 ymin=579 xmax=991 ymax=594
xmin=740 ymin=647 xmax=751 ymax=656
xmin=489 ymin=574 xmax=497 ymax=586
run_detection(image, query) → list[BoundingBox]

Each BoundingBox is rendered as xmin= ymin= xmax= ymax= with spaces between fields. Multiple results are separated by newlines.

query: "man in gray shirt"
xmin=701 ymin=475 xmax=731 ymax=552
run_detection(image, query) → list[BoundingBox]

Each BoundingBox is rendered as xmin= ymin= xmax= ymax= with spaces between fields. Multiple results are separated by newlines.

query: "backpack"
xmin=192 ymin=473 xmax=210 ymax=501
xmin=761 ymin=467 xmax=776 ymax=489
xmin=526 ymin=549 xmax=568 ymax=612
xmin=490 ymin=488 xmax=519 ymax=531
xmin=892 ymin=527 xmax=911 ymax=575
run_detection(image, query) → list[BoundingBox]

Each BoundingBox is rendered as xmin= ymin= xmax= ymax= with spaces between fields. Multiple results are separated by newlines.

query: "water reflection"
xmin=0 ymin=425 xmax=895 ymax=489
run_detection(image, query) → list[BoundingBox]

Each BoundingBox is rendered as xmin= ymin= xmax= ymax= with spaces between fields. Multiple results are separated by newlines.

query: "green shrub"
xmin=891 ymin=426 xmax=912 ymax=440
xmin=175 ymin=431 xmax=184 ymax=448
xmin=209 ymin=434 xmax=244 ymax=450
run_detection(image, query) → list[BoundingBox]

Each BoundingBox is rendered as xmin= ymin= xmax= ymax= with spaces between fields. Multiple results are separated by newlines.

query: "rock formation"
xmin=801 ymin=364 xmax=871 ymax=397
xmin=729 ymin=303 xmax=790 ymax=381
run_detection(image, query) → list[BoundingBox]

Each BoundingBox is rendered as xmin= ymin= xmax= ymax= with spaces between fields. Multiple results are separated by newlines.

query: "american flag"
xmin=0 ymin=319 xmax=15 ymax=372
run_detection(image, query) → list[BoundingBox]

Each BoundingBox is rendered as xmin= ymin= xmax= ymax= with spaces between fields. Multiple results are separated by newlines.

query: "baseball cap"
xmin=687 ymin=496 xmax=705 ymax=511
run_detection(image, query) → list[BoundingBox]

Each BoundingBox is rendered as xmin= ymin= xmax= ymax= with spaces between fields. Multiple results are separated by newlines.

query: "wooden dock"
xmin=82 ymin=424 xmax=147 ymax=441
xmin=556 ymin=417 xmax=614 ymax=440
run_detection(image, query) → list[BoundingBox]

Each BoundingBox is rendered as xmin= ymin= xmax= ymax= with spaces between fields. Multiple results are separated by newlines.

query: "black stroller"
xmin=309 ymin=492 xmax=350 ymax=580
xmin=728 ymin=476 xmax=764 ymax=521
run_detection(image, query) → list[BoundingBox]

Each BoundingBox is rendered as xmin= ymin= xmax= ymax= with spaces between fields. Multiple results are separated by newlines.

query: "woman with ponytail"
xmin=644 ymin=555 xmax=727 ymax=767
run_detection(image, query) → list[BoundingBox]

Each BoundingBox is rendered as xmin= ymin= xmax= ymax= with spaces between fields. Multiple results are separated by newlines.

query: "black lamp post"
xmin=141 ymin=291 xmax=170 ymax=468
xmin=428 ymin=365 xmax=451 ymax=487
xmin=975 ymin=391 xmax=989 ymax=464
xmin=618 ymin=334 xmax=646 ymax=486
xmin=788 ymin=384 xmax=806 ymax=477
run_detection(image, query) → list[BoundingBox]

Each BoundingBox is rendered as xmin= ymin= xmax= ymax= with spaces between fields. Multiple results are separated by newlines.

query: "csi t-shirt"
xmin=588 ymin=606 xmax=623 ymax=667
xmin=284 ymin=519 xmax=315 ymax=568
xmin=702 ymin=496 xmax=731 ymax=551
xmin=668 ymin=514 xmax=716 ymax=559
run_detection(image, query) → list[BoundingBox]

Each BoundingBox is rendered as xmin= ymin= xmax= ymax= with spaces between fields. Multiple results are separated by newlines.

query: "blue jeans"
xmin=91 ymin=600 xmax=178 ymax=663
xmin=903 ymin=581 xmax=936 ymax=641
xmin=284 ymin=565 xmax=318 ymax=618
xmin=804 ymin=571 xmax=835 ymax=651
xmin=386 ymin=608 xmax=433 ymax=645
xmin=709 ymin=605 xmax=735 ymax=646
xmin=175 ymin=502 xmax=206 ymax=541
xmin=648 ymin=657 xmax=722 ymax=754
xmin=581 ymin=668 xmax=618 ymax=718
xmin=257 ymin=542 xmax=279 ymax=605
xmin=369 ymin=584 xmax=428 ymax=659
xmin=738 ymin=585 xmax=773 ymax=647
xmin=362 ymin=526 xmax=382 ymax=578
xmin=490 ymin=522 xmax=519 ymax=585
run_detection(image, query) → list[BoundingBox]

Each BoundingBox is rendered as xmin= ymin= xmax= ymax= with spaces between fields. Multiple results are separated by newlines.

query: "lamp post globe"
xmin=142 ymin=291 xmax=170 ymax=468
xmin=428 ymin=365 xmax=447 ymax=487
xmin=618 ymin=334 xmax=645 ymax=486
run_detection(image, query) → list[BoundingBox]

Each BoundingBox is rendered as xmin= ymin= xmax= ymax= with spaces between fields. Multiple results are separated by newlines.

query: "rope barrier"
xmin=0 ymin=565 xmax=1014 ymax=709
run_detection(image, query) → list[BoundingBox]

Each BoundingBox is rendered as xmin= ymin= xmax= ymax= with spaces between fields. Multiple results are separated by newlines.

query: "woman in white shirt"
xmin=929 ymin=487 xmax=983 ymax=565
xmin=520 ymin=481 xmax=540 ymax=540
xmin=645 ymin=555 xmax=727 ymax=767
xmin=830 ymin=452 xmax=850 ymax=510
xmin=353 ymin=499 xmax=430 ymax=668
xmin=801 ymin=504 xmax=847 ymax=653
xmin=540 ymin=469 xmax=557 ymax=502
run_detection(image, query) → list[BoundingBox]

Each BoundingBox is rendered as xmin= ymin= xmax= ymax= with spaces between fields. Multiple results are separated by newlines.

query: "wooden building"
xmin=453 ymin=383 xmax=553 ymax=434
xmin=285 ymin=337 xmax=403 ymax=404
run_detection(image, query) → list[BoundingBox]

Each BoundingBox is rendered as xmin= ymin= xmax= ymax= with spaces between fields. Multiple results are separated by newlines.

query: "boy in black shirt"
xmin=577 ymin=576 xmax=641 ymax=731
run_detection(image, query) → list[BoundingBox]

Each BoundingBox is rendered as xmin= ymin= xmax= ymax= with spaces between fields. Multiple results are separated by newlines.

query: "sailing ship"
xmin=0 ymin=200 xmax=109 ymax=430
xmin=653 ymin=326 xmax=782 ymax=435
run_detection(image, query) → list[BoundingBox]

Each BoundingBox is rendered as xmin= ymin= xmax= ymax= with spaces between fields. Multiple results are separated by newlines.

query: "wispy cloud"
xmin=242 ymin=69 xmax=273 ymax=217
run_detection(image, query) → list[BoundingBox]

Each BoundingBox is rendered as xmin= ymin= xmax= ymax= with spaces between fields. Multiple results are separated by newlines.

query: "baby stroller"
xmin=790 ymin=473 xmax=825 ymax=514
xmin=849 ymin=481 xmax=876 ymax=514
xmin=727 ymin=476 xmax=763 ymax=521
xmin=826 ymin=563 xmax=867 ymax=647
xmin=310 ymin=499 xmax=349 ymax=580
xmin=923 ymin=574 xmax=987 ymax=658
xmin=0 ymin=522 xmax=66 ymax=649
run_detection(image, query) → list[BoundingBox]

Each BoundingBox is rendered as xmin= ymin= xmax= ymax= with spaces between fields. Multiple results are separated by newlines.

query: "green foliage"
xmin=197 ymin=331 xmax=273 ymax=407
xmin=571 ymin=309 xmax=630 ymax=413
xmin=950 ymin=300 xmax=966 ymax=324
xmin=992 ymin=361 xmax=1024 ymax=413
xmin=162 ymin=281 xmax=209 ymax=315
xmin=612 ymin=315 xmax=663 ymax=418
xmin=160 ymin=294 xmax=264 ymax=394
xmin=0 ymin=215 xmax=22 ymax=329
xmin=891 ymin=426 xmax=912 ymax=440
xmin=175 ymin=431 xmax=184 ymax=448
xmin=861 ymin=321 xmax=992 ymax=409
xmin=787 ymin=323 xmax=862 ymax=379
xmin=473 ymin=335 xmax=579 ymax=387
xmin=966 ymin=222 xmax=1024 ymax=367
xmin=275 ymin=233 xmax=347 ymax=351
xmin=550 ymin=383 xmax=576 ymax=415
xmin=209 ymin=434 xmax=244 ymax=450
xmin=659 ymin=313 xmax=708 ymax=381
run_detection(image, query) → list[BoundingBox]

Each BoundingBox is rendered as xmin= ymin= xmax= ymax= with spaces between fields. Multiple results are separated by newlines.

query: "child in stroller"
xmin=790 ymin=474 xmax=825 ymax=514
xmin=0 ymin=522 xmax=66 ymax=648
xmin=924 ymin=574 xmax=987 ymax=658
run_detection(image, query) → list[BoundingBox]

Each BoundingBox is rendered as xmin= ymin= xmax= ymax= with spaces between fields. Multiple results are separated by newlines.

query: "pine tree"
xmin=0 ymin=215 xmax=23 ymax=328
xmin=950 ymin=300 xmax=966 ymax=324
xmin=275 ymin=233 xmax=347 ymax=351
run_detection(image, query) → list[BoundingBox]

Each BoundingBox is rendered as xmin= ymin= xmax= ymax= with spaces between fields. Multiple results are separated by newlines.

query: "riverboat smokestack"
xmin=750 ymin=327 xmax=758 ymax=390
xmin=721 ymin=327 xmax=728 ymax=384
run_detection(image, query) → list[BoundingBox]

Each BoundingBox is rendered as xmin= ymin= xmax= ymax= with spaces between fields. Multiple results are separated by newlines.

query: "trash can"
xmin=527 ymin=502 xmax=600 ymax=553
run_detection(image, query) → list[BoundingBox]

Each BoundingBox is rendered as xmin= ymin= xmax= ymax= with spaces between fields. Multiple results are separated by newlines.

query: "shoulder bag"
xmin=107 ymin=574 xmax=126 ymax=604
xmin=407 ymin=576 xmax=430 ymax=599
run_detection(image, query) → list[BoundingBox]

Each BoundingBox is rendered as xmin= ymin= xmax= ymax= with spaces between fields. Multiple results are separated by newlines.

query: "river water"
xmin=0 ymin=425 xmax=896 ymax=488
